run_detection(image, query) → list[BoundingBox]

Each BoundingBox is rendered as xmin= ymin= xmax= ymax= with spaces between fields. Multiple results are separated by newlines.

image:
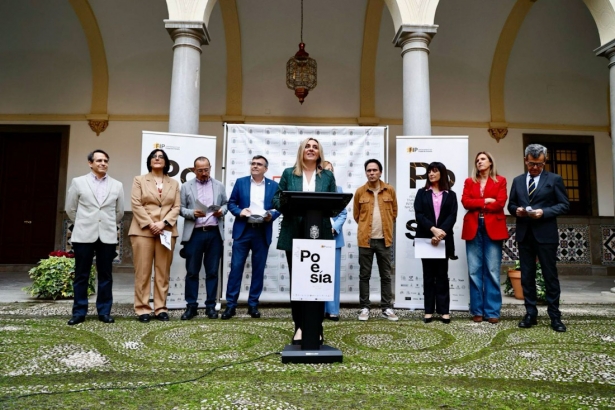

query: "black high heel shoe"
xmin=423 ymin=315 xmax=433 ymax=323
xmin=441 ymin=315 xmax=451 ymax=324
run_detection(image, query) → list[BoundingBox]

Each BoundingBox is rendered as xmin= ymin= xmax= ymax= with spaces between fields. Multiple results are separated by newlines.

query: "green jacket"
xmin=273 ymin=167 xmax=337 ymax=251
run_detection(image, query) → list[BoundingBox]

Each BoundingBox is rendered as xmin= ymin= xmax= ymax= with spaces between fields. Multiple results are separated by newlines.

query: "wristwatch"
xmin=163 ymin=220 xmax=171 ymax=227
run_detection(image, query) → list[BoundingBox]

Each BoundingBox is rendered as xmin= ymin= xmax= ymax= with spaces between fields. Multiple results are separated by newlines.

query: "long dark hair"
xmin=146 ymin=149 xmax=170 ymax=175
xmin=423 ymin=162 xmax=450 ymax=191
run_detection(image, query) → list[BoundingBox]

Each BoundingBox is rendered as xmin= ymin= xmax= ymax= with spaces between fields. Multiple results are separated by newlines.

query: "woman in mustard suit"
xmin=129 ymin=149 xmax=180 ymax=323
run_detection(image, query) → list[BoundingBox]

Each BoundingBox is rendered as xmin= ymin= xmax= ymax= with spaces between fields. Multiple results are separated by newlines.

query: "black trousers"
xmin=72 ymin=240 xmax=117 ymax=316
xmin=421 ymin=258 xmax=450 ymax=315
xmin=518 ymin=228 xmax=561 ymax=320
xmin=286 ymin=251 xmax=324 ymax=339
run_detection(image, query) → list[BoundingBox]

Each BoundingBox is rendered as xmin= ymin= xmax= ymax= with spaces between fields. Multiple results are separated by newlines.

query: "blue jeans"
xmin=466 ymin=218 xmax=503 ymax=319
xmin=184 ymin=229 xmax=223 ymax=309
xmin=324 ymin=247 xmax=342 ymax=315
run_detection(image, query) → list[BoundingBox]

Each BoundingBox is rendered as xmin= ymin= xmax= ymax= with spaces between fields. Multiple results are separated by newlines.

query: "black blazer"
xmin=414 ymin=188 xmax=458 ymax=258
xmin=507 ymin=171 xmax=569 ymax=244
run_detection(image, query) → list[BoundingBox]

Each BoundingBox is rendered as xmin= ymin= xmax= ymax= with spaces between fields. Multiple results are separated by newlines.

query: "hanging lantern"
xmin=286 ymin=0 xmax=317 ymax=104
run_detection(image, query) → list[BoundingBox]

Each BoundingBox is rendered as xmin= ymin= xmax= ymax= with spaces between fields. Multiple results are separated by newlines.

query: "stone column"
xmin=165 ymin=21 xmax=210 ymax=135
xmin=596 ymin=40 xmax=615 ymax=222
xmin=596 ymin=40 xmax=615 ymax=288
xmin=394 ymin=25 xmax=438 ymax=136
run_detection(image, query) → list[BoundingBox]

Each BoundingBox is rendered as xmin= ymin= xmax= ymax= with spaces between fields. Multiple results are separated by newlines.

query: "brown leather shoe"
xmin=472 ymin=315 xmax=483 ymax=323
xmin=487 ymin=318 xmax=499 ymax=324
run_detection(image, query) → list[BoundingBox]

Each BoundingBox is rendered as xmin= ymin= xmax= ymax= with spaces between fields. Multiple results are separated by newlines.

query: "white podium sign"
xmin=291 ymin=239 xmax=336 ymax=301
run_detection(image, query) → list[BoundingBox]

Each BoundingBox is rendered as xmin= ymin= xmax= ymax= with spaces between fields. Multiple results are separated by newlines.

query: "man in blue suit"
xmin=508 ymin=144 xmax=569 ymax=332
xmin=222 ymin=155 xmax=280 ymax=320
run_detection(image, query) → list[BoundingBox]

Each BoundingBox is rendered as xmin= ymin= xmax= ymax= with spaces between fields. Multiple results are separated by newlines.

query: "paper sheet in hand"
xmin=414 ymin=238 xmax=446 ymax=259
xmin=160 ymin=230 xmax=172 ymax=250
xmin=196 ymin=200 xmax=221 ymax=213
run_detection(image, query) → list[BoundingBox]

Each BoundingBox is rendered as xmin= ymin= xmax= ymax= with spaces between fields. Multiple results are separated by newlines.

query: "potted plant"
xmin=503 ymin=260 xmax=546 ymax=302
xmin=23 ymin=251 xmax=96 ymax=300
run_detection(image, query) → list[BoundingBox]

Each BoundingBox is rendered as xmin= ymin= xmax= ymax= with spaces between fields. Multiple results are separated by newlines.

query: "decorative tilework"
xmin=557 ymin=224 xmax=590 ymax=264
xmin=502 ymin=225 xmax=518 ymax=264
xmin=601 ymin=225 xmax=615 ymax=266
xmin=63 ymin=219 xmax=123 ymax=263
xmin=501 ymin=223 xmax=590 ymax=265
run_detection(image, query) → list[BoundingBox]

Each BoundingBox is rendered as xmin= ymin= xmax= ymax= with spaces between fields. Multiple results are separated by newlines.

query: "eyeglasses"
xmin=152 ymin=155 xmax=165 ymax=159
xmin=526 ymin=162 xmax=545 ymax=168
xmin=251 ymin=162 xmax=266 ymax=167
xmin=195 ymin=168 xmax=210 ymax=173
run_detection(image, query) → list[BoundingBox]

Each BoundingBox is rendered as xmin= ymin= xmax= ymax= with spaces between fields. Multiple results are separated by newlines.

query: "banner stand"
xmin=394 ymin=136 xmax=469 ymax=311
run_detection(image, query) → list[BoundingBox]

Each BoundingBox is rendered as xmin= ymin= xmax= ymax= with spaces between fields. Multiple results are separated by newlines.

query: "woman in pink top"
xmin=414 ymin=162 xmax=458 ymax=324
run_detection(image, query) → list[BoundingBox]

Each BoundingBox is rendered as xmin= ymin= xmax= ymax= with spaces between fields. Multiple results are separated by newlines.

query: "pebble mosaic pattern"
xmin=0 ymin=304 xmax=614 ymax=409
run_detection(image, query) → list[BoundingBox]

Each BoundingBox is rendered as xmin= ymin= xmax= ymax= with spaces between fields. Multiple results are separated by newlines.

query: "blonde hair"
xmin=321 ymin=160 xmax=334 ymax=173
xmin=293 ymin=138 xmax=325 ymax=176
xmin=471 ymin=151 xmax=499 ymax=183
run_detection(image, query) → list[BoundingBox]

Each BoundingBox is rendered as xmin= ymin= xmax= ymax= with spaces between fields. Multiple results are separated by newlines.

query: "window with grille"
xmin=523 ymin=135 xmax=596 ymax=216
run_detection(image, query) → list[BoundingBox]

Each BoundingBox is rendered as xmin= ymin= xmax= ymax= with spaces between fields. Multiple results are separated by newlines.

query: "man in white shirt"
xmin=221 ymin=155 xmax=280 ymax=319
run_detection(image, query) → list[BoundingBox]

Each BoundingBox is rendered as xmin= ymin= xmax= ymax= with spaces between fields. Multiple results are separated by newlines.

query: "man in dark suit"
xmin=221 ymin=155 xmax=280 ymax=320
xmin=508 ymin=144 xmax=569 ymax=332
xmin=179 ymin=156 xmax=228 ymax=320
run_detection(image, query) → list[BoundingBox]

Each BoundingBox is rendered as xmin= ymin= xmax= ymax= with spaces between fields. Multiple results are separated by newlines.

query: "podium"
xmin=278 ymin=191 xmax=353 ymax=364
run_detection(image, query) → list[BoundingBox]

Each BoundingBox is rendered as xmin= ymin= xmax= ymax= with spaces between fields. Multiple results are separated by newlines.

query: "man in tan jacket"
xmin=353 ymin=159 xmax=398 ymax=322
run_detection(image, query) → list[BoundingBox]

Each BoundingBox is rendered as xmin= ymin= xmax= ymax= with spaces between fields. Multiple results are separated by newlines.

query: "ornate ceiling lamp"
xmin=286 ymin=0 xmax=317 ymax=104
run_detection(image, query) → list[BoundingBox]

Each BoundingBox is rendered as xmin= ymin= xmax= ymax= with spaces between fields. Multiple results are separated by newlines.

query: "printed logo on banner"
xmin=153 ymin=142 xmax=181 ymax=151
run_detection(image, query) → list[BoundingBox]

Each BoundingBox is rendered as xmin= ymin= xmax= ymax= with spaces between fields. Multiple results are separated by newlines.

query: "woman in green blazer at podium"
xmin=273 ymin=137 xmax=337 ymax=345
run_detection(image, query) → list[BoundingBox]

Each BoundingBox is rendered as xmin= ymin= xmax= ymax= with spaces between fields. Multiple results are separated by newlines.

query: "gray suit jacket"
xmin=180 ymin=178 xmax=228 ymax=243
xmin=65 ymin=174 xmax=124 ymax=244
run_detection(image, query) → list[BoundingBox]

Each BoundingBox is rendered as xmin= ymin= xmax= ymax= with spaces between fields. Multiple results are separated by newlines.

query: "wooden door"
xmin=0 ymin=132 xmax=62 ymax=263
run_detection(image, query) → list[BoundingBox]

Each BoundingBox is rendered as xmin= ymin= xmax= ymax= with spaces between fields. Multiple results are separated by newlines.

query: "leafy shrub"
xmin=502 ymin=260 xmax=546 ymax=302
xmin=23 ymin=253 xmax=96 ymax=300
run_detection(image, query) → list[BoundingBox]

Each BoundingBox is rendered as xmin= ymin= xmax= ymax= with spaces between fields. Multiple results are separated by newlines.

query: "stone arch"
xmin=487 ymin=0 xmax=610 ymax=141
xmin=582 ymin=0 xmax=615 ymax=46
xmin=383 ymin=0 xmax=440 ymax=31
xmin=170 ymin=0 xmax=446 ymax=123
xmin=487 ymin=0 xmax=535 ymax=141
xmin=219 ymin=0 xmax=242 ymax=119
xmin=68 ymin=0 xmax=109 ymax=133
xmin=359 ymin=0 xmax=385 ymax=124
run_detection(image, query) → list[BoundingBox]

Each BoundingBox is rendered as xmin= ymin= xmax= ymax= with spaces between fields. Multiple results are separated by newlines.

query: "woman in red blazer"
xmin=461 ymin=152 xmax=509 ymax=324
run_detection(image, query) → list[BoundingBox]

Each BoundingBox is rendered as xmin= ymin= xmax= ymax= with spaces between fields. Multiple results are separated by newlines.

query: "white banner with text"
xmin=223 ymin=124 xmax=387 ymax=304
xmin=394 ymin=136 xmax=469 ymax=311
xmin=141 ymin=131 xmax=217 ymax=309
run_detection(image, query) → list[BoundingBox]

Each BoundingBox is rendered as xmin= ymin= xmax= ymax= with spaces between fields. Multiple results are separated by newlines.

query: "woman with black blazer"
xmin=414 ymin=162 xmax=458 ymax=324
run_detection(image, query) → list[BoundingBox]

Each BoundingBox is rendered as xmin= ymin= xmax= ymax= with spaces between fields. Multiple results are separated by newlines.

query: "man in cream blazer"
xmin=65 ymin=149 xmax=124 ymax=325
